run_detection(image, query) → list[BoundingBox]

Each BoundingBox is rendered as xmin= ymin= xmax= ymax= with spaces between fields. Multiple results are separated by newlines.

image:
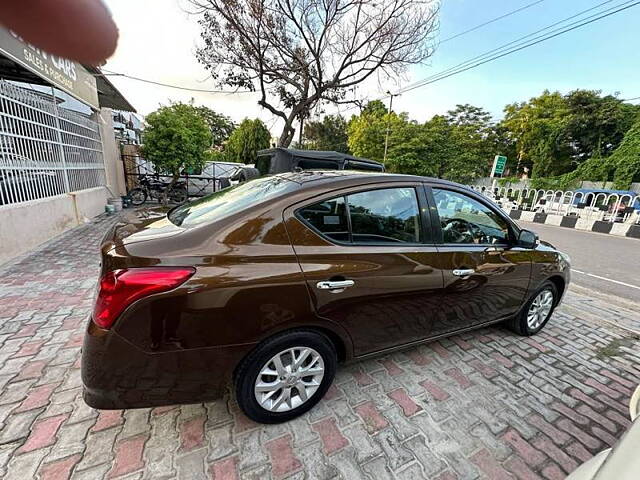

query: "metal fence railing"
xmin=471 ymin=185 xmax=640 ymax=224
xmin=0 ymin=80 xmax=105 ymax=206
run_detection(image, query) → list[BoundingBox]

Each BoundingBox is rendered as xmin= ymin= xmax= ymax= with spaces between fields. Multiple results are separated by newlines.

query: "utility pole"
xmin=298 ymin=114 xmax=304 ymax=147
xmin=383 ymin=91 xmax=399 ymax=164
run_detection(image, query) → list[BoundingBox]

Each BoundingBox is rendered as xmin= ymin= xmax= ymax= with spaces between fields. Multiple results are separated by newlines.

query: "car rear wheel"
xmin=235 ymin=330 xmax=336 ymax=423
xmin=507 ymin=281 xmax=558 ymax=336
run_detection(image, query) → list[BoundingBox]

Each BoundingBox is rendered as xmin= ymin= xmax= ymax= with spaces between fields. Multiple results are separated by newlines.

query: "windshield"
xmin=168 ymin=176 xmax=296 ymax=227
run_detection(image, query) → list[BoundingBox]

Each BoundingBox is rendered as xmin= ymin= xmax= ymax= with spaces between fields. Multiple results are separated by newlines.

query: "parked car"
xmin=82 ymin=171 xmax=570 ymax=423
xmin=182 ymin=160 xmax=246 ymax=196
xmin=566 ymin=384 xmax=640 ymax=479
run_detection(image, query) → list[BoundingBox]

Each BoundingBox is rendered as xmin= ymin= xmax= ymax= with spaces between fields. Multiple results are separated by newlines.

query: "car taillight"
xmin=92 ymin=267 xmax=195 ymax=329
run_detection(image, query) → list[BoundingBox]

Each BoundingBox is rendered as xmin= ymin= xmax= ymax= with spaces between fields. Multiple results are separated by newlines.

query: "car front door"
xmin=284 ymin=183 xmax=444 ymax=356
xmin=426 ymin=185 xmax=532 ymax=335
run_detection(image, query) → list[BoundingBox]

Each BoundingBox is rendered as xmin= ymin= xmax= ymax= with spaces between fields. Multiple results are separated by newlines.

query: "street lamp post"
xmin=383 ymin=91 xmax=399 ymax=164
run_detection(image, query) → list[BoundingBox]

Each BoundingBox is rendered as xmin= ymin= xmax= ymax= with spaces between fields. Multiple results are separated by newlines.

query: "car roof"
xmin=273 ymin=170 xmax=465 ymax=189
xmin=257 ymin=148 xmax=383 ymax=166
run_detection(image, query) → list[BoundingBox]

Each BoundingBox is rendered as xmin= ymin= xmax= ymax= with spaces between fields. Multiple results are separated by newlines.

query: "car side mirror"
xmin=518 ymin=229 xmax=538 ymax=249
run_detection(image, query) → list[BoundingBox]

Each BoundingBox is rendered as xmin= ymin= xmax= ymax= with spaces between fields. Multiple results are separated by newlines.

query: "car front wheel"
xmin=235 ymin=330 xmax=336 ymax=423
xmin=507 ymin=281 xmax=558 ymax=336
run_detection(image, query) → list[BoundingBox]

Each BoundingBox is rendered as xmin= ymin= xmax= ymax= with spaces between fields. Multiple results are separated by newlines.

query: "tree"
xmin=225 ymin=118 xmax=271 ymax=163
xmin=563 ymin=90 xmax=639 ymax=161
xmin=501 ymin=91 xmax=571 ymax=178
xmin=347 ymin=105 xmax=413 ymax=162
xmin=500 ymin=89 xmax=640 ymax=178
xmin=387 ymin=115 xmax=490 ymax=183
xmin=347 ymin=101 xmax=493 ymax=182
xmin=194 ymin=106 xmax=236 ymax=148
xmin=142 ymin=103 xmax=212 ymax=198
xmin=445 ymin=104 xmax=501 ymax=173
xmin=303 ymin=115 xmax=349 ymax=152
xmin=611 ymin=116 xmax=640 ymax=188
xmin=193 ymin=0 xmax=439 ymax=147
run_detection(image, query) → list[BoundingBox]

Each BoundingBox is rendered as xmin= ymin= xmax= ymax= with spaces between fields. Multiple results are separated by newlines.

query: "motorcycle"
xmin=128 ymin=175 xmax=188 ymax=206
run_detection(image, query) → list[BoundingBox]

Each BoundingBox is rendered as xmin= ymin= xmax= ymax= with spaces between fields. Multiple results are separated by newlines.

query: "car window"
xmin=348 ymin=188 xmax=421 ymax=244
xmin=433 ymin=188 xmax=510 ymax=245
xmin=168 ymin=175 xmax=296 ymax=227
xmin=298 ymin=197 xmax=349 ymax=242
xmin=297 ymin=159 xmax=340 ymax=170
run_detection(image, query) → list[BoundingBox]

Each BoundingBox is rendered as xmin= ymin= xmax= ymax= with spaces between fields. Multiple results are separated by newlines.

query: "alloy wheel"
xmin=526 ymin=289 xmax=554 ymax=330
xmin=254 ymin=347 xmax=325 ymax=412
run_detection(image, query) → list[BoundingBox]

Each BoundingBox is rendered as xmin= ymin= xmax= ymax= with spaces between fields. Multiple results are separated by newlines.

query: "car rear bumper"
xmin=81 ymin=319 xmax=254 ymax=409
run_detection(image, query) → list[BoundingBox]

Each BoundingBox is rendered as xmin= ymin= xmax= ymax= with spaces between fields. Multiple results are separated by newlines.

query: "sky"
xmin=102 ymin=0 xmax=640 ymax=135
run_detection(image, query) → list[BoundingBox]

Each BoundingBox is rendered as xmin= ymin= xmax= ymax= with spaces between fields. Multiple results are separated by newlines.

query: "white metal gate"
xmin=0 ymin=80 xmax=105 ymax=206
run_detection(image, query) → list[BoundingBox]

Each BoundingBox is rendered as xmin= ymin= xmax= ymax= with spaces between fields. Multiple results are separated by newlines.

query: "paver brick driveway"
xmin=0 ymin=213 xmax=639 ymax=480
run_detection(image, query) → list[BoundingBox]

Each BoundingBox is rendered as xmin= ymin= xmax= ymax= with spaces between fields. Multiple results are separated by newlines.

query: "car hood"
xmin=102 ymin=207 xmax=185 ymax=253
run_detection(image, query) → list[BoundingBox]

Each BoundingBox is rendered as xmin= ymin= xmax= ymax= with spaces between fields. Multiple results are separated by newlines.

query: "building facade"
xmin=0 ymin=27 xmax=134 ymax=265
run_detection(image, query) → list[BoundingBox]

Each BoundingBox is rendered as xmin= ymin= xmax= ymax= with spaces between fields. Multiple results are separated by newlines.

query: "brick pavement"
xmin=0 ymin=213 xmax=639 ymax=479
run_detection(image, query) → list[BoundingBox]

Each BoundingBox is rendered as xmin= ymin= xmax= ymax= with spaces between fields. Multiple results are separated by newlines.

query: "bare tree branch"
xmin=192 ymin=0 xmax=439 ymax=146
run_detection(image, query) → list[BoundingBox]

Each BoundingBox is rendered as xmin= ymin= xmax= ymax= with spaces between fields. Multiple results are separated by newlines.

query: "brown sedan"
xmin=82 ymin=172 xmax=570 ymax=423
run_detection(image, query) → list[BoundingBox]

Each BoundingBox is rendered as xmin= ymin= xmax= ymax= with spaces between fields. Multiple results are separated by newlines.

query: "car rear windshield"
xmin=168 ymin=176 xmax=296 ymax=227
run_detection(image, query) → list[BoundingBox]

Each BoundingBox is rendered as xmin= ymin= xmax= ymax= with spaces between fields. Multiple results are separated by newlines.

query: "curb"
xmin=508 ymin=209 xmax=640 ymax=238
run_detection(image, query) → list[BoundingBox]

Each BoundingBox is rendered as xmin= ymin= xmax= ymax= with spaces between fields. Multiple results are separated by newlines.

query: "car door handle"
xmin=452 ymin=269 xmax=475 ymax=277
xmin=316 ymin=280 xmax=355 ymax=290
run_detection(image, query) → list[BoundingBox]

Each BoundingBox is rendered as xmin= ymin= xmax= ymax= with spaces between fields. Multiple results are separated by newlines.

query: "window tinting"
xmin=297 ymin=159 xmax=340 ymax=170
xmin=348 ymin=188 xmax=421 ymax=244
xmin=433 ymin=188 xmax=510 ymax=244
xmin=298 ymin=197 xmax=349 ymax=242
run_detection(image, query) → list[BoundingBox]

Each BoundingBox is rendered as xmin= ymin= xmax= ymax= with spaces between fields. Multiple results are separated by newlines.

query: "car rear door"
xmin=425 ymin=184 xmax=532 ymax=335
xmin=283 ymin=182 xmax=445 ymax=356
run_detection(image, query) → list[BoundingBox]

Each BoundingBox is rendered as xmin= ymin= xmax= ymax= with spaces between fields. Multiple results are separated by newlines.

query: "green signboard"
xmin=492 ymin=155 xmax=507 ymax=176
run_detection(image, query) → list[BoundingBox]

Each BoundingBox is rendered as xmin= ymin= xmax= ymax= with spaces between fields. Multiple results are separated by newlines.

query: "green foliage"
xmin=529 ymin=115 xmax=640 ymax=190
xmin=347 ymin=102 xmax=497 ymax=183
xmin=303 ymin=115 xmax=349 ymax=153
xmin=193 ymin=106 xmax=235 ymax=147
xmin=142 ymin=102 xmax=212 ymax=180
xmin=610 ymin=117 xmax=640 ymax=188
xmin=500 ymin=89 xmax=640 ymax=178
xmin=528 ymin=175 xmax=580 ymax=191
xmin=204 ymin=150 xmax=237 ymax=163
xmin=361 ymin=100 xmax=388 ymax=116
xmin=501 ymin=91 xmax=571 ymax=177
xmin=347 ymin=104 xmax=414 ymax=162
xmin=225 ymin=118 xmax=271 ymax=164
xmin=497 ymin=176 xmax=520 ymax=187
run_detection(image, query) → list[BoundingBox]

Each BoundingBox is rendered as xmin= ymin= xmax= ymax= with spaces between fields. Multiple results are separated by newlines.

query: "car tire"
xmin=506 ymin=281 xmax=558 ymax=336
xmin=238 ymin=167 xmax=261 ymax=182
xmin=235 ymin=330 xmax=337 ymax=424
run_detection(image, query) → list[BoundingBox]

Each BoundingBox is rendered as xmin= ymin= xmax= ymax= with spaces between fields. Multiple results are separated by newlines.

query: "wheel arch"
xmin=233 ymin=324 xmax=351 ymax=381
xmin=547 ymin=275 xmax=566 ymax=304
